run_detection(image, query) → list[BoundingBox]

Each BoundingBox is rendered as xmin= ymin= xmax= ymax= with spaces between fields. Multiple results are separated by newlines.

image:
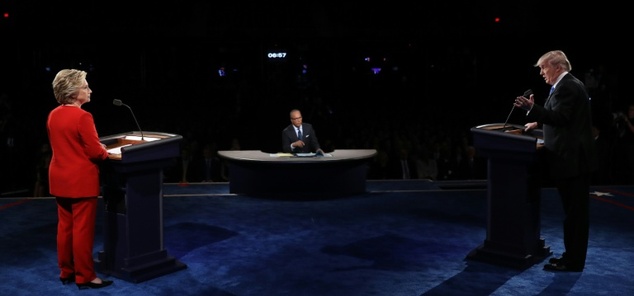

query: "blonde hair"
xmin=535 ymin=50 xmax=572 ymax=72
xmin=51 ymin=69 xmax=87 ymax=104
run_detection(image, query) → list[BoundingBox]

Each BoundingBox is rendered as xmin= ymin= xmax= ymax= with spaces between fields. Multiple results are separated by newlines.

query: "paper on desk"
xmin=107 ymin=144 xmax=132 ymax=154
xmin=124 ymin=136 xmax=161 ymax=142
xmin=270 ymin=153 xmax=294 ymax=157
xmin=268 ymin=152 xmax=333 ymax=157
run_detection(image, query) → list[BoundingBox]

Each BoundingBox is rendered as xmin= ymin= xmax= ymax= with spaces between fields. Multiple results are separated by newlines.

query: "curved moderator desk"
xmin=218 ymin=149 xmax=377 ymax=197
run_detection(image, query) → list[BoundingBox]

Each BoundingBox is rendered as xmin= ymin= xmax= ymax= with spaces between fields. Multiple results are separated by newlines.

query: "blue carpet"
xmin=1 ymin=180 xmax=633 ymax=295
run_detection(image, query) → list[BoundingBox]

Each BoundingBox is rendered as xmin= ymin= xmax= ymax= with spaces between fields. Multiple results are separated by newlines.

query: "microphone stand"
xmin=124 ymin=104 xmax=144 ymax=141
xmin=502 ymin=105 xmax=515 ymax=130
xmin=503 ymin=89 xmax=533 ymax=131
xmin=113 ymin=99 xmax=144 ymax=140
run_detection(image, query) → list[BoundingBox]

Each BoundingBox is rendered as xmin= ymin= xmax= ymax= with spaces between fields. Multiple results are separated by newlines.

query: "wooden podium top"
xmin=101 ymin=131 xmax=182 ymax=162
xmin=471 ymin=123 xmax=544 ymax=152
xmin=105 ymin=136 xmax=159 ymax=160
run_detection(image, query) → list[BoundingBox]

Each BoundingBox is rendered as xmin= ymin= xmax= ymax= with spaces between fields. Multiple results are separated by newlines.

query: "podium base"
xmin=466 ymin=239 xmax=552 ymax=270
xmin=95 ymin=250 xmax=187 ymax=283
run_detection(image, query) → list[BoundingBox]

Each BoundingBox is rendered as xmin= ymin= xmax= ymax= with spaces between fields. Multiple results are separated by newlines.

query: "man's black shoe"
xmin=543 ymin=263 xmax=583 ymax=272
xmin=548 ymin=257 xmax=564 ymax=264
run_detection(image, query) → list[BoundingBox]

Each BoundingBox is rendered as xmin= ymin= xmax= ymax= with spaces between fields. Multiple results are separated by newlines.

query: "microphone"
xmin=502 ymin=89 xmax=532 ymax=130
xmin=113 ymin=99 xmax=144 ymax=140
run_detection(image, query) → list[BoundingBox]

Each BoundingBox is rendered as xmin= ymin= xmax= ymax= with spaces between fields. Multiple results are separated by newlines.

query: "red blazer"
xmin=47 ymin=106 xmax=108 ymax=198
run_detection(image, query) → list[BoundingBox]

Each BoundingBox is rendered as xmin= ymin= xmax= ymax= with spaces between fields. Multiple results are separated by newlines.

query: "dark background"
xmin=0 ymin=1 xmax=628 ymax=194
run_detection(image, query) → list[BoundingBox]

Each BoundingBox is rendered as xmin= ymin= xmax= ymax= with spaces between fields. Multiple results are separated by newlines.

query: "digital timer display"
xmin=267 ymin=52 xmax=287 ymax=59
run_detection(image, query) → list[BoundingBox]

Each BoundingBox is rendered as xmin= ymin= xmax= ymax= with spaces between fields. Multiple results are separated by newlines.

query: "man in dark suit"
xmin=514 ymin=50 xmax=598 ymax=272
xmin=282 ymin=109 xmax=323 ymax=154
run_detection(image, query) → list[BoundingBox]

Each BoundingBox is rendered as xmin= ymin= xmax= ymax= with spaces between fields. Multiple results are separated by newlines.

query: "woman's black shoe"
xmin=59 ymin=274 xmax=75 ymax=285
xmin=76 ymin=279 xmax=113 ymax=290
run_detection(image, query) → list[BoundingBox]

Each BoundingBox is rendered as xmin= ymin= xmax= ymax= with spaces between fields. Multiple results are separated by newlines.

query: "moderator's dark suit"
xmin=526 ymin=72 xmax=598 ymax=270
xmin=282 ymin=123 xmax=321 ymax=153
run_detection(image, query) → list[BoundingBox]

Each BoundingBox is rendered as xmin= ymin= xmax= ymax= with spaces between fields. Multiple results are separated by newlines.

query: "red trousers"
xmin=56 ymin=197 xmax=98 ymax=284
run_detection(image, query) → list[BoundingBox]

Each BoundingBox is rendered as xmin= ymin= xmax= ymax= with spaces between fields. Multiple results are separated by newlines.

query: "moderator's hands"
xmin=514 ymin=93 xmax=534 ymax=111
xmin=293 ymin=140 xmax=305 ymax=148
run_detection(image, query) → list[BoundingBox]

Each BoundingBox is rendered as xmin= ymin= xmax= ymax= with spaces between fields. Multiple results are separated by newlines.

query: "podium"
xmin=96 ymin=131 xmax=186 ymax=283
xmin=467 ymin=123 xmax=551 ymax=269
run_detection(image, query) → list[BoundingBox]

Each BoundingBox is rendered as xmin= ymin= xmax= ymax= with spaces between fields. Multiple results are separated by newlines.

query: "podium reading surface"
xmin=96 ymin=131 xmax=186 ymax=283
xmin=218 ymin=149 xmax=377 ymax=197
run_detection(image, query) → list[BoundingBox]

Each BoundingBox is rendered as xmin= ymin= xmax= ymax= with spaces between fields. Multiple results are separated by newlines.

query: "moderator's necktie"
xmin=297 ymin=128 xmax=302 ymax=140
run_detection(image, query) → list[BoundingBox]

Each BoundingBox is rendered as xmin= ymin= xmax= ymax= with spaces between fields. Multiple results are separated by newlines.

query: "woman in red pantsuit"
xmin=47 ymin=69 xmax=113 ymax=289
